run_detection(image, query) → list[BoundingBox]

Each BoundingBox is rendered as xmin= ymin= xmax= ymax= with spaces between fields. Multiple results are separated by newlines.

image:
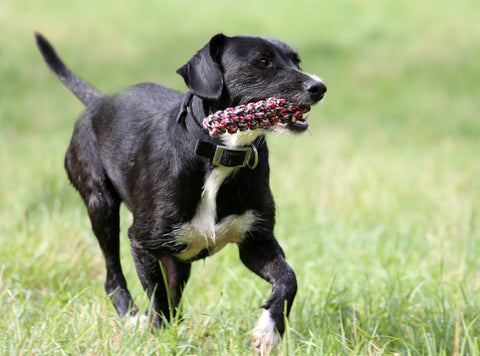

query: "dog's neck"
xmin=220 ymin=129 xmax=264 ymax=148
xmin=181 ymin=93 xmax=264 ymax=149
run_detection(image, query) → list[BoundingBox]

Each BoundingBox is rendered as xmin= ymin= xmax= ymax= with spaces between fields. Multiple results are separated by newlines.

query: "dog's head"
xmin=177 ymin=34 xmax=326 ymax=134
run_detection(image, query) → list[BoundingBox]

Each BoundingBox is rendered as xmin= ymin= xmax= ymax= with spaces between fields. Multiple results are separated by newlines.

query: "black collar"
xmin=176 ymin=92 xmax=262 ymax=169
xmin=176 ymin=91 xmax=211 ymax=133
xmin=195 ymin=140 xmax=259 ymax=169
xmin=175 ymin=91 xmax=195 ymax=127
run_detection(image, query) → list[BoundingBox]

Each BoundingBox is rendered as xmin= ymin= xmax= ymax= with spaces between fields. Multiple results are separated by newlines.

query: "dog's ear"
xmin=177 ymin=34 xmax=227 ymax=101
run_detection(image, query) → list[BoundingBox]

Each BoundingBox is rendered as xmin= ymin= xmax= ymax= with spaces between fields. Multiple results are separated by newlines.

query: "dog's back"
xmin=87 ymin=83 xmax=184 ymax=209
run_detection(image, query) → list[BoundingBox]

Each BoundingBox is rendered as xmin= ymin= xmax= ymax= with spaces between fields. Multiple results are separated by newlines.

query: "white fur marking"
xmin=252 ymin=309 xmax=278 ymax=354
xmin=174 ymin=166 xmax=257 ymax=260
xmin=192 ymin=167 xmax=232 ymax=241
xmin=221 ymin=129 xmax=263 ymax=148
xmin=128 ymin=314 xmax=148 ymax=327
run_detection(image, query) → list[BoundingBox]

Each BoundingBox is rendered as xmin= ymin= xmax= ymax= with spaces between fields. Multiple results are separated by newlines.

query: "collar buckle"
xmin=196 ymin=141 xmax=259 ymax=169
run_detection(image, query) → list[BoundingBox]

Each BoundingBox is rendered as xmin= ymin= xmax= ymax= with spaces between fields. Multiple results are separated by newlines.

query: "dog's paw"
xmin=252 ymin=309 xmax=278 ymax=354
xmin=127 ymin=313 xmax=148 ymax=328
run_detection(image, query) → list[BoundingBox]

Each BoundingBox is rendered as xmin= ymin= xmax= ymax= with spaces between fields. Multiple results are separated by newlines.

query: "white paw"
xmin=252 ymin=309 xmax=278 ymax=354
xmin=127 ymin=313 xmax=148 ymax=327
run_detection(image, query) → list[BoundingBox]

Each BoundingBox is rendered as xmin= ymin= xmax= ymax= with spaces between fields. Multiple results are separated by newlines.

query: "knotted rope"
xmin=203 ymin=98 xmax=310 ymax=136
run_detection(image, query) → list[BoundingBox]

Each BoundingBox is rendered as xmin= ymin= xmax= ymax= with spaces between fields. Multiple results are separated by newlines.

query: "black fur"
xmin=35 ymin=32 xmax=326 ymax=342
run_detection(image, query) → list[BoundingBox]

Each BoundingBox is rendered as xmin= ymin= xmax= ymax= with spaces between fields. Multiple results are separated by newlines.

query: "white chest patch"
xmin=174 ymin=166 xmax=256 ymax=261
xmin=220 ymin=130 xmax=263 ymax=147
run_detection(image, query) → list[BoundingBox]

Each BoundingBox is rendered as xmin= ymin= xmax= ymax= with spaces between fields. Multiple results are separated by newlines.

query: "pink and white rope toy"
xmin=203 ymin=97 xmax=311 ymax=136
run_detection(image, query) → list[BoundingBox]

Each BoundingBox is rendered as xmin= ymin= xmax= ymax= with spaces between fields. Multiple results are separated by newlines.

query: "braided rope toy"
xmin=203 ymin=98 xmax=310 ymax=136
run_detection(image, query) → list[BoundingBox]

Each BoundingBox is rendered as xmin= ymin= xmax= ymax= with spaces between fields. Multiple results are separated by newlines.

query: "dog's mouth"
xmin=273 ymin=103 xmax=311 ymax=134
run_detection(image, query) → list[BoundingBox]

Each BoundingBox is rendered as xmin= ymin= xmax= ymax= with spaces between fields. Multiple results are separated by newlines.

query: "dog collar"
xmin=176 ymin=91 xmax=195 ymax=127
xmin=195 ymin=140 xmax=259 ymax=169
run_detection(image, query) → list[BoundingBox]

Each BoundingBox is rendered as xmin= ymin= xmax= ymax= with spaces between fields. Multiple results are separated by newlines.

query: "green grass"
xmin=2 ymin=0 xmax=480 ymax=354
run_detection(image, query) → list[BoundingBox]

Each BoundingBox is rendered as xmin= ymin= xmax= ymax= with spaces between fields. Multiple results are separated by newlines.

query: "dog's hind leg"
xmin=86 ymin=185 xmax=137 ymax=318
xmin=65 ymin=119 xmax=136 ymax=318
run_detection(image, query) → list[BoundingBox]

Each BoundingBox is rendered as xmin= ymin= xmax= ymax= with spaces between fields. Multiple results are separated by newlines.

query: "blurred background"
xmin=1 ymin=0 xmax=480 ymax=354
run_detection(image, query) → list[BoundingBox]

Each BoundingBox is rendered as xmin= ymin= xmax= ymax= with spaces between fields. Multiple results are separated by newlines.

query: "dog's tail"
xmin=35 ymin=32 xmax=102 ymax=106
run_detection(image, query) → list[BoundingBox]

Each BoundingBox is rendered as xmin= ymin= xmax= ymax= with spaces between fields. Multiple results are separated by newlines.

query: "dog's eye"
xmin=256 ymin=58 xmax=270 ymax=67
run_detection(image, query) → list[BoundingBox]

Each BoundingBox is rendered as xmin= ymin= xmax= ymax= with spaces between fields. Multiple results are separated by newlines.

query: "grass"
xmin=1 ymin=0 xmax=480 ymax=354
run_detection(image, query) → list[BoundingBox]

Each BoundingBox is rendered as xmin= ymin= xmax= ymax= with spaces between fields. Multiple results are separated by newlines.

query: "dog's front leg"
xmin=129 ymin=239 xmax=171 ymax=328
xmin=238 ymin=233 xmax=298 ymax=353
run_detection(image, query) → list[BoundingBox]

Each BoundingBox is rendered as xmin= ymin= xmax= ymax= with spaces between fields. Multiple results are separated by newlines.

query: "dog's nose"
xmin=306 ymin=80 xmax=327 ymax=102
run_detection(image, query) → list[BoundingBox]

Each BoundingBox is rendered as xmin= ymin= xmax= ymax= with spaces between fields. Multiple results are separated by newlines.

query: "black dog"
xmin=35 ymin=32 xmax=326 ymax=352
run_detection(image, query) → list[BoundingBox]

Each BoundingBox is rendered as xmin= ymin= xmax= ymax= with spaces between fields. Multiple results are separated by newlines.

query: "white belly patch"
xmin=173 ymin=167 xmax=257 ymax=261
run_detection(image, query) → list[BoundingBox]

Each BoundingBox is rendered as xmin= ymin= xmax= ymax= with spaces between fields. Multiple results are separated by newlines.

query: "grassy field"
xmin=1 ymin=0 xmax=480 ymax=354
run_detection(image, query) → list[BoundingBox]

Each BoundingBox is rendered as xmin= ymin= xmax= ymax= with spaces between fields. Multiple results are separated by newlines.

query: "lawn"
xmin=1 ymin=0 xmax=480 ymax=354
